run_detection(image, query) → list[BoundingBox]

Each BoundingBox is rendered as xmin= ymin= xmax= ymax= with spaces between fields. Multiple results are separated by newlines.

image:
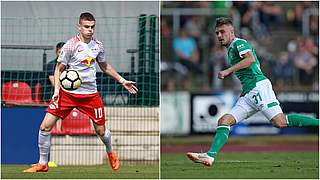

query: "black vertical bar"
xmin=138 ymin=14 xmax=147 ymax=105
xmin=138 ymin=14 xmax=147 ymax=73
xmin=149 ymin=15 xmax=156 ymax=73
xmin=148 ymin=15 xmax=157 ymax=106
xmin=43 ymin=50 xmax=47 ymax=71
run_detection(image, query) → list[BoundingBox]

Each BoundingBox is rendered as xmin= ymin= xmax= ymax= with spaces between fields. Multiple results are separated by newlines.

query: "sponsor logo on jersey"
xmin=237 ymin=44 xmax=244 ymax=49
xmin=77 ymin=49 xmax=85 ymax=53
xmin=80 ymin=57 xmax=95 ymax=67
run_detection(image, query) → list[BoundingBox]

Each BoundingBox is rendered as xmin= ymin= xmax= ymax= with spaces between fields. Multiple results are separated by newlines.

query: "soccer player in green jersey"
xmin=186 ymin=17 xmax=319 ymax=167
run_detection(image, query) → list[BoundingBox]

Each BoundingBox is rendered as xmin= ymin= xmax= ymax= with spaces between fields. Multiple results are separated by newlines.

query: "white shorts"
xmin=229 ymin=79 xmax=283 ymax=123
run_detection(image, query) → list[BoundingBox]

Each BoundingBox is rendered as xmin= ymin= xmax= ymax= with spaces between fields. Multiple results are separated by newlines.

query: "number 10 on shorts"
xmin=94 ymin=107 xmax=103 ymax=119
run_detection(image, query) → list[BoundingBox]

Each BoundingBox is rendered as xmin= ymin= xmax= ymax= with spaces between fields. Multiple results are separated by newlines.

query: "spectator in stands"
xmin=259 ymin=2 xmax=282 ymax=28
xmin=308 ymin=15 xmax=319 ymax=43
xmin=208 ymin=36 xmax=227 ymax=90
xmin=232 ymin=1 xmax=251 ymax=28
xmin=294 ymin=36 xmax=318 ymax=86
xmin=46 ymin=42 xmax=65 ymax=87
xmin=273 ymin=51 xmax=294 ymax=86
xmin=184 ymin=16 xmax=203 ymax=44
xmin=173 ymin=28 xmax=203 ymax=89
xmin=304 ymin=36 xmax=318 ymax=56
xmin=161 ymin=17 xmax=171 ymax=38
xmin=173 ymin=29 xmax=202 ymax=74
xmin=290 ymin=1 xmax=313 ymax=29
xmin=233 ymin=2 xmax=272 ymax=44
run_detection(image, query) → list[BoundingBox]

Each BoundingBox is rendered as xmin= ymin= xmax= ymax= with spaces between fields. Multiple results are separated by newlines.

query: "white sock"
xmin=38 ymin=130 xmax=51 ymax=165
xmin=98 ymin=128 xmax=112 ymax=153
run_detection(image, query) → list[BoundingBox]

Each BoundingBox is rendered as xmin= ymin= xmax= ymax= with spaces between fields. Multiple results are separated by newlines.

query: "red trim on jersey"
xmin=76 ymin=34 xmax=81 ymax=41
xmin=92 ymin=38 xmax=104 ymax=50
xmin=63 ymin=35 xmax=81 ymax=53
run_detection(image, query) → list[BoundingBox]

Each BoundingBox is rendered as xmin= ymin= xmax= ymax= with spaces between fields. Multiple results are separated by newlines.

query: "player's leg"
xmin=187 ymin=97 xmax=256 ymax=166
xmin=23 ymin=113 xmax=59 ymax=172
xmin=286 ymin=114 xmax=319 ymax=127
xmin=206 ymin=114 xmax=235 ymax=158
xmin=24 ymin=89 xmax=75 ymax=172
xmin=38 ymin=113 xmax=60 ymax=164
xmin=187 ymin=114 xmax=236 ymax=166
xmin=258 ymin=80 xmax=319 ymax=128
xmin=270 ymin=113 xmax=287 ymax=128
xmin=93 ymin=123 xmax=112 ymax=153
xmin=92 ymin=122 xmax=120 ymax=171
xmin=271 ymin=112 xmax=319 ymax=128
xmin=79 ymin=92 xmax=119 ymax=170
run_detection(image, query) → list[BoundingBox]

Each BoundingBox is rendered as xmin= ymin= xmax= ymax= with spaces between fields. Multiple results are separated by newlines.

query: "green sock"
xmin=287 ymin=114 xmax=319 ymax=127
xmin=207 ymin=125 xmax=230 ymax=158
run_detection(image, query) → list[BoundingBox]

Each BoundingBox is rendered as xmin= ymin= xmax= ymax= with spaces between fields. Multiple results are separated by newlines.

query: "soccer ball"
xmin=59 ymin=70 xmax=82 ymax=90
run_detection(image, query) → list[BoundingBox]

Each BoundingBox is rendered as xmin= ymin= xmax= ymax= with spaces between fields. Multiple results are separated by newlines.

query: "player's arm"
xmin=52 ymin=62 xmax=66 ymax=104
xmin=218 ymin=51 xmax=255 ymax=79
xmin=53 ymin=62 xmax=66 ymax=91
xmin=98 ymin=61 xmax=138 ymax=94
xmin=48 ymin=75 xmax=55 ymax=86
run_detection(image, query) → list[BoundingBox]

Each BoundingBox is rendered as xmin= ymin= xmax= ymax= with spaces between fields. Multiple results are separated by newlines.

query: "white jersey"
xmin=58 ymin=34 xmax=106 ymax=94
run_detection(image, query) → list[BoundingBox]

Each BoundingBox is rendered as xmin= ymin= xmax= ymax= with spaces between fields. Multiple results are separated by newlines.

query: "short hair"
xmin=56 ymin=42 xmax=65 ymax=50
xmin=215 ymin=17 xmax=233 ymax=28
xmin=79 ymin=12 xmax=95 ymax=24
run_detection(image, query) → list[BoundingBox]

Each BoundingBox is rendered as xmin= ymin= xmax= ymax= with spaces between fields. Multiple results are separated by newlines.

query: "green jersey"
xmin=227 ymin=38 xmax=267 ymax=95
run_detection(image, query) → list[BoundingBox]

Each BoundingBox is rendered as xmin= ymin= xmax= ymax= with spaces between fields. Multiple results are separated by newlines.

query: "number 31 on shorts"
xmin=94 ymin=107 xmax=103 ymax=119
xmin=252 ymin=92 xmax=262 ymax=104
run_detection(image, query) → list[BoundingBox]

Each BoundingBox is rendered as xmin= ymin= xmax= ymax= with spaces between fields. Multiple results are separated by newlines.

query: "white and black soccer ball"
xmin=59 ymin=70 xmax=82 ymax=90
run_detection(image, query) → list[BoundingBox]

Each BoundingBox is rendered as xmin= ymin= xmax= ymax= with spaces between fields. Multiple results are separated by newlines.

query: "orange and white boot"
xmin=107 ymin=151 xmax=120 ymax=171
xmin=23 ymin=163 xmax=49 ymax=172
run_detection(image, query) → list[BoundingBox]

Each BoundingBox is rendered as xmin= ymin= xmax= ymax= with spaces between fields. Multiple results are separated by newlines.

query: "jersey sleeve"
xmin=236 ymin=40 xmax=252 ymax=58
xmin=97 ymin=43 xmax=106 ymax=63
xmin=57 ymin=43 xmax=71 ymax=65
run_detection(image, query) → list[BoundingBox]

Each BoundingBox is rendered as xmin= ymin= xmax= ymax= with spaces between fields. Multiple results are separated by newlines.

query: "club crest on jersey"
xmin=80 ymin=57 xmax=95 ymax=67
xmin=237 ymin=44 xmax=245 ymax=50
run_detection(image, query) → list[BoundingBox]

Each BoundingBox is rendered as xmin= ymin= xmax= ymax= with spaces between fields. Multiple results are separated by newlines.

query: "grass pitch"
xmin=1 ymin=164 xmax=159 ymax=179
xmin=161 ymin=152 xmax=318 ymax=179
xmin=161 ymin=135 xmax=319 ymax=179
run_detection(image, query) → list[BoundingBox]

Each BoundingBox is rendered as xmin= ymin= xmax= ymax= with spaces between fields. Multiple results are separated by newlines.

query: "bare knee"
xmin=40 ymin=113 xmax=59 ymax=132
xmin=94 ymin=125 xmax=105 ymax=136
xmin=271 ymin=113 xmax=287 ymax=128
xmin=40 ymin=125 xmax=52 ymax=132
xmin=218 ymin=114 xmax=236 ymax=126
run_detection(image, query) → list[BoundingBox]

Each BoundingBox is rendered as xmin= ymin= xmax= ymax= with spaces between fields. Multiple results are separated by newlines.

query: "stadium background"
xmin=1 ymin=1 xmax=319 ymax=179
xmin=160 ymin=1 xmax=319 ymax=179
xmin=1 ymin=1 xmax=159 ymax=176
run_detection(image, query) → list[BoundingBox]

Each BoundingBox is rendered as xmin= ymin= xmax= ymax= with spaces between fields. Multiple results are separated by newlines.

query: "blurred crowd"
xmin=161 ymin=1 xmax=319 ymax=92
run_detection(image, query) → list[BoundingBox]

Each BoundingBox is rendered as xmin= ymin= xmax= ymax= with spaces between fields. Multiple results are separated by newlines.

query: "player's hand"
xmin=218 ymin=69 xmax=232 ymax=80
xmin=122 ymin=80 xmax=138 ymax=94
xmin=51 ymin=89 xmax=60 ymax=108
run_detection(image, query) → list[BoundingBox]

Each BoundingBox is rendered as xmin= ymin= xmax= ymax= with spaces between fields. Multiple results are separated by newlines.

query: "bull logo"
xmin=80 ymin=57 xmax=95 ymax=67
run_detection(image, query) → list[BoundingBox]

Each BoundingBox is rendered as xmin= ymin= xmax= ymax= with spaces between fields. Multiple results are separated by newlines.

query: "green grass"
xmin=1 ymin=164 xmax=159 ymax=179
xmin=161 ymin=152 xmax=319 ymax=179
xmin=161 ymin=135 xmax=319 ymax=145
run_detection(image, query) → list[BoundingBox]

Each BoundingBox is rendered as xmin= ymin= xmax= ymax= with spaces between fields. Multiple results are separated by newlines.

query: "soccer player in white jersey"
xmin=186 ymin=17 xmax=319 ymax=167
xmin=24 ymin=12 xmax=138 ymax=172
